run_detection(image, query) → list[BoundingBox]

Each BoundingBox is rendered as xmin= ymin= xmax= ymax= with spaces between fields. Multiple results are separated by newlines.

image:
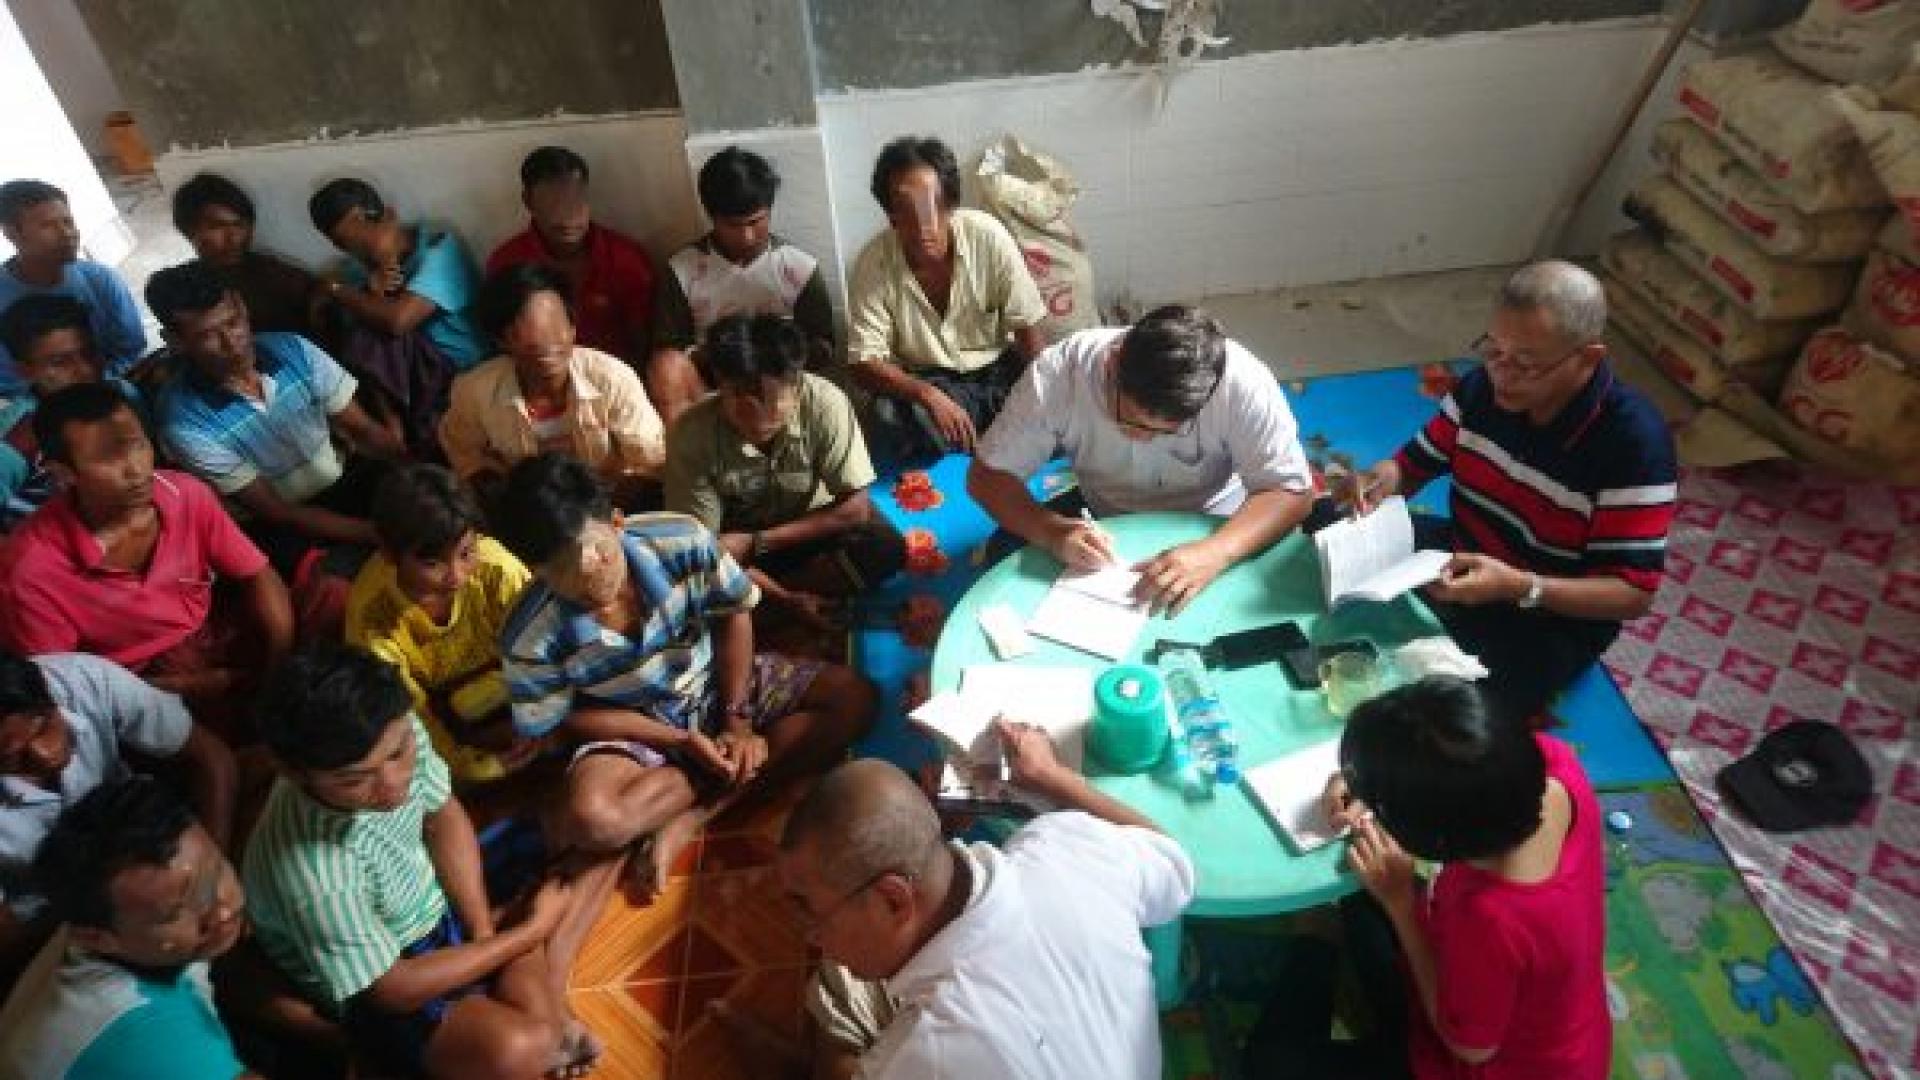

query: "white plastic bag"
xmin=1773 ymin=0 xmax=1920 ymax=86
xmin=1651 ymin=119 xmax=1887 ymax=263
xmin=974 ymin=136 xmax=1101 ymax=343
xmin=1624 ymin=177 xmax=1861 ymax=319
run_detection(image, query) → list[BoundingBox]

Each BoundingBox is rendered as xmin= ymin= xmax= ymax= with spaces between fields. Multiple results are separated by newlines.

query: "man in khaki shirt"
xmin=441 ymin=264 xmax=665 ymax=509
xmin=666 ymin=314 xmax=904 ymax=638
xmin=846 ymin=136 xmax=1047 ymax=466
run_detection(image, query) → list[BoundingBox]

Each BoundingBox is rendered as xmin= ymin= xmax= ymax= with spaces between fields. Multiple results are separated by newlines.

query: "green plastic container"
xmin=1092 ymin=664 xmax=1170 ymax=774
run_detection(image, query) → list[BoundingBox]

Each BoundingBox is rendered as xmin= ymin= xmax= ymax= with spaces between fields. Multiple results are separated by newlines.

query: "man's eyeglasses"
xmin=796 ymin=867 xmax=913 ymax=933
xmin=1108 ymin=368 xmax=1217 ymax=439
xmin=1469 ymin=333 xmax=1584 ymax=381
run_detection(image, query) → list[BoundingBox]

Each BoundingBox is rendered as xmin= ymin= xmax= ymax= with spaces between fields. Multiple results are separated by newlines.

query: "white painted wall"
xmin=152 ymin=113 xmax=704 ymax=277
xmin=683 ymin=126 xmax=842 ymax=302
xmin=0 ymin=2 xmax=129 ymax=266
xmin=808 ymin=19 xmax=1686 ymax=309
xmin=6 ymin=0 xmax=124 ymax=158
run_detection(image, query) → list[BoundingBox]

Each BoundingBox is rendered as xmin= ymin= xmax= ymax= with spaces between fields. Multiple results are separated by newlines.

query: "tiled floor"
xmin=567 ymin=789 xmax=812 ymax=1080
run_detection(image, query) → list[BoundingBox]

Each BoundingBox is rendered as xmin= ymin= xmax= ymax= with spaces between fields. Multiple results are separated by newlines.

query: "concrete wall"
xmin=807 ymin=0 xmax=1666 ymax=93
xmin=810 ymin=20 xmax=1690 ymax=309
xmin=7 ymin=0 xmax=125 ymax=157
xmin=152 ymin=114 xmax=703 ymax=277
xmin=75 ymin=0 xmax=679 ymax=150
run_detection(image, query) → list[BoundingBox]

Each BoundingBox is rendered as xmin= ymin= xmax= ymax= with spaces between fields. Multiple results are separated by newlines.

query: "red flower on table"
xmin=903 ymin=529 xmax=950 ymax=576
xmin=1417 ymin=362 xmax=1459 ymax=400
xmin=893 ymin=471 xmax=943 ymax=512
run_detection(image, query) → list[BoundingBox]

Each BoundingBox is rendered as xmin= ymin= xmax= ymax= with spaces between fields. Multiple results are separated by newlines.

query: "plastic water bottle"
xmin=1157 ymin=647 xmax=1241 ymax=787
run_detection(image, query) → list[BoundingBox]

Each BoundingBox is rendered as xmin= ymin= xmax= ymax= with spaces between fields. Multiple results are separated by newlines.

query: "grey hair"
xmin=1497 ymin=260 xmax=1607 ymax=345
xmin=781 ymin=760 xmax=944 ymax=891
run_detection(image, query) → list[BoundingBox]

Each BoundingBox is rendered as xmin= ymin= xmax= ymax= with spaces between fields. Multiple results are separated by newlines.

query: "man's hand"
xmin=684 ymin=729 xmax=734 ymax=779
xmin=1348 ymin=816 xmax=1418 ymax=918
xmin=916 ymin=383 xmax=977 ymax=453
xmin=1046 ymin=514 xmax=1119 ymax=572
xmin=719 ymin=531 xmax=755 ymax=564
xmin=777 ymin=588 xmax=842 ymax=632
xmin=1322 ymin=771 xmax=1368 ymax=833
xmin=1342 ymin=459 xmax=1401 ymax=516
xmin=1426 ymin=552 xmax=1530 ymax=607
xmin=1132 ymin=539 xmax=1230 ymax=616
xmin=995 ymin=717 xmax=1074 ymax=796
xmin=715 ymin=729 xmax=769 ymax=787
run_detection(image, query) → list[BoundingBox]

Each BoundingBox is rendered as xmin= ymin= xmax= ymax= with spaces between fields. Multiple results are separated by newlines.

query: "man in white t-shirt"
xmin=968 ymin=304 xmax=1315 ymax=614
xmin=777 ymin=720 xmax=1195 ymax=1080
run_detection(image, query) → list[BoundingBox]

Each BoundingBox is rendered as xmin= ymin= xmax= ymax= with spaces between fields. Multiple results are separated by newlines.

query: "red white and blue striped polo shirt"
xmin=1393 ymin=362 xmax=1677 ymax=592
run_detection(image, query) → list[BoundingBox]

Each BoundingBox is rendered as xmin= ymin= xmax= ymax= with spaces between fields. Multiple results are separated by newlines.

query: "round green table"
xmin=930 ymin=512 xmax=1446 ymax=1004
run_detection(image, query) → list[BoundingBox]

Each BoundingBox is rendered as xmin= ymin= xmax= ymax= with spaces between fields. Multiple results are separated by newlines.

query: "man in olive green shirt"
xmin=666 ymin=315 xmax=904 ymax=636
xmin=846 ymin=137 xmax=1047 ymax=466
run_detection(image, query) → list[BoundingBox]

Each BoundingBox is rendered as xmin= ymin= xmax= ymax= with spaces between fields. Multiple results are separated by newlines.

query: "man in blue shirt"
xmin=0 ymin=180 xmax=148 ymax=395
xmin=0 ymin=776 xmax=251 ymax=1079
xmin=146 ymin=261 xmax=404 ymax=594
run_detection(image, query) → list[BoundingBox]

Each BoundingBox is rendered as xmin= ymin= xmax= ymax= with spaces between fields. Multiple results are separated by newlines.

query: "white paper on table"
xmin=978 ymin=603 xmax=1035 ymax=660
xmin=1057 ymin=563 xmax=1145 ymax=605
xmin=909 ymin=691 xmax=1001 ymax=762
xmin=958 ymin=664 xmax=1094 ymax=771
xmin=1242 ymin=738 xmax=1348 ymax=854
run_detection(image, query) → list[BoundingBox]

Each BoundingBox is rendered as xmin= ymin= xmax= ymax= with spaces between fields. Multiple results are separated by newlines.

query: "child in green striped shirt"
xmin=242 ymin=646 xmax=613 ymax=1079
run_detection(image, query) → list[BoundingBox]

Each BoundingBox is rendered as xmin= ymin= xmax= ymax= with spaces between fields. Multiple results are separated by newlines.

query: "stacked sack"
xmin=1603 ymin=1 xmax=1920 ymax=474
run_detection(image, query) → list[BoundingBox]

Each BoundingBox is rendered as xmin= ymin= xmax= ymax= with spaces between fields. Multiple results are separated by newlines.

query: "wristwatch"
xmin=1517 ymin=573 xmax=1545 ymax=610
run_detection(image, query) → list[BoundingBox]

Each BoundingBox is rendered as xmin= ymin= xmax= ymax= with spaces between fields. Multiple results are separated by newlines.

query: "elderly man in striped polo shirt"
xmin=1348 ymin=261 xmax=1677 ymax=725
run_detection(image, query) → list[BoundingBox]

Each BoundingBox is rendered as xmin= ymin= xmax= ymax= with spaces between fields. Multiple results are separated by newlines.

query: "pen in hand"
xmin=1079 ymin=508 xmax=1120 ymax=566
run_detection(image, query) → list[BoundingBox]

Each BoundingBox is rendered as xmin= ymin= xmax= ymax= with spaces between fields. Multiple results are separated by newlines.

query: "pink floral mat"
xmin=1604 ymin=465 xmax=1920 ymax=1080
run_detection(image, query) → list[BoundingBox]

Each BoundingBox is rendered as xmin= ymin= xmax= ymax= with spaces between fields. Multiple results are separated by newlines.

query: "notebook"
xmin=909 ymin=665 xmax=1095 ymax=773
xmin=1025 ymin=564 xmax=1150 ymax=660
xmin=1242 ymin=737 xmax=1349 ymax=854
xmin=1313 ymin=495 xmax=1452 ymax=607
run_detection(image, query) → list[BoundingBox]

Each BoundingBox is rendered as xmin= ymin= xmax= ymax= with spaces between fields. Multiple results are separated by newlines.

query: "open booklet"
xmin=910 ymin=665 xmax=1096 ymax=815
xmin=1024 ymin=563 xmax=1150 ymax=660
xmin=1313 ymin=495 xmax=1452 ymax=607
xmin=1242 ymin=737 xmax=1348 ymax=854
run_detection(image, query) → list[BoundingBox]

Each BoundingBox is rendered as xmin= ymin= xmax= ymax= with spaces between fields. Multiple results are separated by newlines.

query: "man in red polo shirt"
xmin=486 ymin=146 xmax=656 ymax=366
xmin=0 ymin=383 xmax=295 ymax=734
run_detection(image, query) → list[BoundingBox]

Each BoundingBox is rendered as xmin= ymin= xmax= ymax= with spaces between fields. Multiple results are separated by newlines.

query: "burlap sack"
xmin=974 ymin=135 xmax=1100 ymax=343
xmin=1777 ymin=326 xmax=1920 ymax=460
xmin=1678 ymin=51 xmax=1887 ymax=213
xmin=1624 ymin=177 xmax=1860 ymax=319
xmin=1773 ymin=0 xmax=1920 ymax=86
xmin=1603 ymin=273 xmax=1794 ymax=403
xmin=1880 ymin=43 xmax=1920 ymax=115
xmin=1601 ymin=230 xmax=1818 ymax=365
xmin=1651 ymin=119 xmax=1886 ymax=263
xmin=1842 ymin=245 xmax=1920 ymax=361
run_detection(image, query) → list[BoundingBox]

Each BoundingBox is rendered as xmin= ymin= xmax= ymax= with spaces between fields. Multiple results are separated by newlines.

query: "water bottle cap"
xmin=1605 ymin=810 xmax=1633 ymax=834
xmin=1215 ymin=763 xmax=1241 ymax=784
xmin=1118 ymin=677 xmax=1142 ymax=699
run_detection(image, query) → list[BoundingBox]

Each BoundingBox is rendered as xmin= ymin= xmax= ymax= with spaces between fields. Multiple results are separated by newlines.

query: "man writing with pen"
xmin=968 ymin=305 xmax=1316 ymax=615
xmin=1339 ymin=261 xmax=1676 ymax=726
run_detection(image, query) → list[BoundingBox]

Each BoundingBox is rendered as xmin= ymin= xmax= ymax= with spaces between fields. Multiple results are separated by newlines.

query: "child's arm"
xmin=423 ymin=796 xmax=494 ymax=938
xmin=356 ymin=880 xmax=567 ymax=1015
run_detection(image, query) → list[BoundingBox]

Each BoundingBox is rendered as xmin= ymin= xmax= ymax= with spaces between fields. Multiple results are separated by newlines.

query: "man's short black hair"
xmin=32 ymin=776 xmax=195 ymax=931
xmin=1340 ymin=676 xmax=1547 ymax=863
xmin=490 ymin=454 xmax=609 ymax=568
xmin=704 ymin=314 xmax=808 ymax=388
xmin=869 ymin=136 xmax=962 ymax=212
xmin=171 ymin=172 xmax=255 ymax=234
xmin=308 ymin=177 xmax=386 ymax=237
xmin=0 ymin=294 xmax=94 ymax=362
xmin=0 ymin=651 xmax=55 ymax=720
xmin=33 ymin=383 xmax=133 ymax=466
xmin=372 ymin=464 xmax=485 ymax=559
xmin=1115 ymin=305 xmax=1228 ymax=423
xmin=257 ymin=646 xmax=415 ymax=772
xmin=698 ymin=147 xmax=781 ymax=219
xmin=0 ymin=179 xmax=67 ymax=229
xmin=520 ymin=146 xmax=590 ymax=190
xmin=143 ymin=260 xmax=231 ymax=331
xmin=475 ymin=262 xmax=574 ymax=345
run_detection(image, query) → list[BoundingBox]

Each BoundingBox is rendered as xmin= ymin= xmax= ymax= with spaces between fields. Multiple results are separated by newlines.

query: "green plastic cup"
xmin=1092 ymin=665 xmax=1170 ymax=774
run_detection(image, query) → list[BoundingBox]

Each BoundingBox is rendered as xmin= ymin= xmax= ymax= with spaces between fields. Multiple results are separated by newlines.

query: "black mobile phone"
xmin=1207 ymin=621 xmax=1319 ymax=688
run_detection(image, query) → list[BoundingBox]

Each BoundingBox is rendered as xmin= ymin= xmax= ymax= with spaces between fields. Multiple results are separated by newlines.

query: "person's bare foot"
xmin=547 ymin=1017 xmax=602 ymax=1078
xmin=624 ymin=809 xmax=703 ymax=903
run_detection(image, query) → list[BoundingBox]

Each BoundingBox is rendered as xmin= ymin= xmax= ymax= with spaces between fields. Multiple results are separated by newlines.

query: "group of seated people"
xmin=0 ymin=124 xmax=1673 ymax=1078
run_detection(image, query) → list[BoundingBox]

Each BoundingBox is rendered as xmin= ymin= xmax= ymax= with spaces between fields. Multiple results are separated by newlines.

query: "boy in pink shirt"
xmin=1328 ymin=676 xmax=1610 ymax=1080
